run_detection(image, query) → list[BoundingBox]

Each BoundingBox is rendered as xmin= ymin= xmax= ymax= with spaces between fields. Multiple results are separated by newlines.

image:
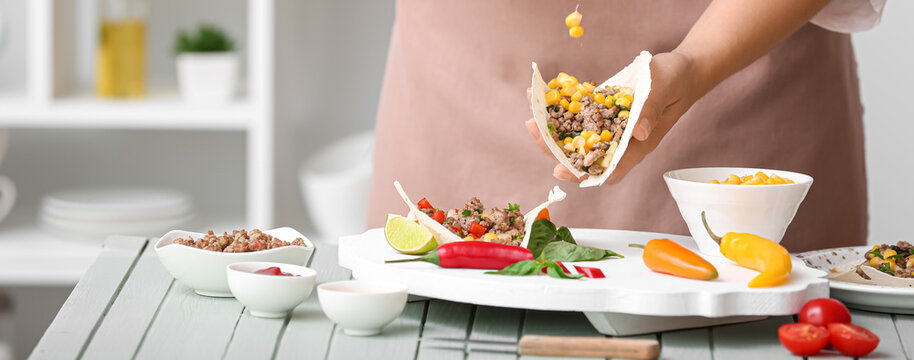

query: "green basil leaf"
xmin=544 ymin=261 xmax=584 ymax=279
xmin=539 ymin=241 xmax=623 ymax=262
xmin=869 ymin=248 xmax=884 ymax=260
xmin=527 ymin=219 xmax=558 ymax=258
xmin=556 ymin=227 xmax=575 ymax=244
xmin=877 ymin=262 xmax=894 ymax=275
xmin=485 ymin=260 xmax=543 ymax=276
xmin=461 ymin=210 xmax=471 ymax=217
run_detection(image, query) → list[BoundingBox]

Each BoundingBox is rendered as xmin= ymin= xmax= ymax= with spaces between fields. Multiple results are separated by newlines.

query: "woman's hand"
xmin=525 ymin=51 xmax=701 ymax=184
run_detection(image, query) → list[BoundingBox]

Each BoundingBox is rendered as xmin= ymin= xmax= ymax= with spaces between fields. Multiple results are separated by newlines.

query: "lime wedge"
xmin=385 ymin=214 xmax=437 ymax=254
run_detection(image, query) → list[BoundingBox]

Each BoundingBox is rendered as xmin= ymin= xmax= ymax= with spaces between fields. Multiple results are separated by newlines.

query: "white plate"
xmin=42 ymin=187 xmax=192 ymax=222
xmin=40 ymin=211 xmax=194 ymax=240
xmin=339 ymin=228 xmax=829 ymax=335
xmin=797 ymin=246 xmax=914 ymax=314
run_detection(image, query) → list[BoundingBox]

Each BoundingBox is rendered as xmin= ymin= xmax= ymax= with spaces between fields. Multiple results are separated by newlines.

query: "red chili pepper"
xmin=417 ymin=197 xmax=433 ymax=210
xmin=431 ymin=209 xmax=446 ymax=224
xmin=385 ymin=241 xmax=533 ymax=269
xmin=541 ymin=261 xmax=605 ymax=278
xmin=468 ymin=222 xmax=487 ymax=238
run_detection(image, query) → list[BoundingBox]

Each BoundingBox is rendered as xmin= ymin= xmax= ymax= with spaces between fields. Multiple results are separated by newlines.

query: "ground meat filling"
xmin=443 ymin=198 xmax=525 ymax=246
xmin=173 ymin=229 xmax=307 ymax=253
xmin=545 ymin=85 xmax=631 ymax=176
xmin=863 ymin=241 xmax=914 ymax=278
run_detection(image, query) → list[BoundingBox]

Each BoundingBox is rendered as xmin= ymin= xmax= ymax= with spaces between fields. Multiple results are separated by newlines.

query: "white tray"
xmin=339 ymin=228 xmax=828 ymax=335
xmin=797 ymin=246 xmax=914 ymax=315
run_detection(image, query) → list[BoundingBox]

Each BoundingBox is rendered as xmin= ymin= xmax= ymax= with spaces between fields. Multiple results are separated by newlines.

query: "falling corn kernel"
xmin=565 ymin=10 xmax=582 ymax=28
xmin=569 ymin=26 xmax=584 ymax=38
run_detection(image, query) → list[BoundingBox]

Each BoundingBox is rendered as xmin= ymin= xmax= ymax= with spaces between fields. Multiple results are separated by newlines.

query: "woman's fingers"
xmin=525 ymin=118 xmax=554 ymax=158
xmin=554 ymin=164 xmax=585 ymax=183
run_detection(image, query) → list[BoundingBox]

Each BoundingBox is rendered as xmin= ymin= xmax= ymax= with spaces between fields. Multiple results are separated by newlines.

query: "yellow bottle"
xmin=96 ymin=0 xmax=147 ymax=98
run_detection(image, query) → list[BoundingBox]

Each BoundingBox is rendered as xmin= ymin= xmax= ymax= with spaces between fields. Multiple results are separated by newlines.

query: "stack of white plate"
xmin=39 ymin=187 xmax=194 ymax=240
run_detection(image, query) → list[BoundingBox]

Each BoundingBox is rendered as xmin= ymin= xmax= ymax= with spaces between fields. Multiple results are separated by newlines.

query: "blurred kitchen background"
xmin=0 ymin=0 xmax=910 ymax=359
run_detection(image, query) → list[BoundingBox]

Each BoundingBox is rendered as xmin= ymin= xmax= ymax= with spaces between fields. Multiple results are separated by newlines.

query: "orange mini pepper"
xmin=535 ymin=208 xmax=550 ymax=221
xmin=632 ymin=239 xmax=718 ymax=281
xmin=701 ymin=211 xmax=792 ymax=288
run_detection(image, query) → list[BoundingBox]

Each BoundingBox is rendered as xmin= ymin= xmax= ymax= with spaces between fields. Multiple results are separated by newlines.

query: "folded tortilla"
xmin=828 ymin=261 xmax=914 ymax=287
xmin=393 ymin=181 xmax=566 ymax=246
xmin=531 ymin=51 xmax=653 ymax=187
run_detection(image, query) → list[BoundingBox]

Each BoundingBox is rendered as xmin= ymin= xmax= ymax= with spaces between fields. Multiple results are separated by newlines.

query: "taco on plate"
xmin=828 ymin=241 xmax=914 ymax=287
xmin=393 ymin=181 xmax=565 ymax=247
xmin=531 ymin=51 xmax=652 ymax=187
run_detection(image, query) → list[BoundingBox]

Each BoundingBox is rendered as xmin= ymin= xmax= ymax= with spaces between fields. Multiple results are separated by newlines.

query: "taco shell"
xmin=828 ymin=261 xmax=914 ymax=287
xmin=531 ymin=51 xmax=653 ymax=187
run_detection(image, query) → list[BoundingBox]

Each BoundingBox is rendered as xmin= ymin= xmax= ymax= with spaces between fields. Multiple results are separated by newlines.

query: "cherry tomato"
xmin=798 ymin=298 xmax=851 ymax=327
xmin=431 ymin=209 xmax=446 ymax=224
xmin=417 ymin=198 xmax=433 ymax=210
xmin=778 ymin=323 xmax=829 ymax=355
xmin=827 ymin=323 xmax=879 ymax=357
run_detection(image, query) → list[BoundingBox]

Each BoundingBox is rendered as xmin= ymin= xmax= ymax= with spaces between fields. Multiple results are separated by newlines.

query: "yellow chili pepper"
xmin=701 ymin=211 xmax=792 ymax=287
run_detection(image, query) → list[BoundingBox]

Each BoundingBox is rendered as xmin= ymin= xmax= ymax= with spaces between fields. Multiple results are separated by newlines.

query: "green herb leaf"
xmin=869 ymin=248 xmax=884 ymax=260
xmin=877 ymin=262 xmax=894 ymax=275
xmin=509 ymin=217 xmax=515 ymax=225
xmin=485 ymin=260 xmax=542 ymax=276
xmin=547 ymin=124 xmax=557 ymax=133
xmin=556 ymin=227 xmax=575 ymax=244
xmin=887 ymin=253 xmax=907 ymax=260
xmin=461 ymin=210 xmax=471 ymax=217
xmin=544 ymin=261 xmax=585 ymax=279
xmin=475 ymin=208 xmax=483 ymax=214
xmin=174 ymin=24 xmax=235 ymax=54
xmin=571 ymin=131 xmax=581 ymax=138
xmin=527 ymin=219 xmax=559 ymax=258
xmin=538 ymin=241 xmax=623 ymax=262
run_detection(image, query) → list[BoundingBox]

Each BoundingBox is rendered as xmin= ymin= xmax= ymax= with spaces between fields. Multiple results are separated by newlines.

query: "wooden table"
xmin=30 ymin=237 xmax=914 ymax=360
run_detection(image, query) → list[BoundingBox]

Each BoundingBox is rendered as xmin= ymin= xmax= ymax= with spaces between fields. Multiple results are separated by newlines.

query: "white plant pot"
xmin=176 ymin=52 xmax=238 ymax=104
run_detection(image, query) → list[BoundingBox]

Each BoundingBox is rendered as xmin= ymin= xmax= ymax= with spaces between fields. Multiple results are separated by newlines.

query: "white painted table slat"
xmin=29 ymin=237 xmax=914 ymax=360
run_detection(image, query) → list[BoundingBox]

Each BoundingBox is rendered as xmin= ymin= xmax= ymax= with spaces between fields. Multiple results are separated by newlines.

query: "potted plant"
xmin=174 ymin=24 xmax=237 ymax=103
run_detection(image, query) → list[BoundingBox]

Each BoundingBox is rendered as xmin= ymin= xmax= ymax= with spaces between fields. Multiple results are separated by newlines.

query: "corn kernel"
xmin=565 ymin=10 xmax=582 ymax=28
xmin=710 ymin=180 xmax=721 ymax=184
xmin=563 ymin=137 xmax=573 ymax=145
xmin=600 ymin=129 xmax=613 ymax=142
xmin=593 ymin=93 xmax=606 ymax=104
xmin=561 ymin=86 xmax=577 ymax=97
xmin=586 ymin=133 xmax=602 ymax=148
xmin=569 ymin=26 xmax=583 ymax=38
xmin=617 ymin=97 xmax=632 ymax=108
xmin=556 ymin=72 xmax=570 ymax=82
xmin=581 ymin=82 xmax=595 ymax=93
xmin=755 ymin=171 xmax=770 ymax=181
xmin=885 ymin=250 xmax=898 ymax=258
xmin=580 ymin=130 xmax=596 ymax=139
xmin=571 ymin=91 xmax=583 ymax=102
xmin=620 ymin=87 xmax=634 ymax=95
xmin=571 ymin=135 xmax=586 ymax=149
xmin=604 ymin=97 xmax=615 ymax=108
xmin=563 ymin=142 xmax=575 ymax=152
xmin=547 ymin=78 xmax=559 ymax=89
xmin=618 ymin=110 xmax=630 ymax=119
xmin=545 ymin=89 xmax=560 ymax=105
xmin=463 ymin=235 xmax=476 ymax=242
xmin=744 ymin=177 xmax=765 ymax=185
xmin=483 ymin=233 xmax=498 ymax=242
xmin=907 ymin=258 xmax=914 ymax=269
xmin=560 ymin=98 xmax=570 ymax=110
xmin=561 ymin=79 xmax=577 ymax=90
xmin=742 ymin=176 xmax=752 ymax=182
xmin=568 ymin=101 xmax=584 ymax=114
xmin=869 ymin=257 xmax=883 ymax=267
xmin=726 ymin=174 xmax=741 ymax=184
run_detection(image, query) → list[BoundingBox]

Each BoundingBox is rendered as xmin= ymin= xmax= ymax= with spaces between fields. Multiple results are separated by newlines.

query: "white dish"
xmin=42 ymin=187 xmax=192 ymax=222
xmin=339 ymin=228 xmax=829 ymax=335
xmin=664 ymin=167 xmax=813 ymax=256
xmin=40 ymin=211 xmax=194 ymax=240
xmin=797 ymin=246 xmax=914 ymax=314
xmin=227 ymin=261 xmax=317 ymax=318
xmin=155 ymin=227 xmax=315 ymax=297
xmin=317 ymin=280 xmax=408 ymax=336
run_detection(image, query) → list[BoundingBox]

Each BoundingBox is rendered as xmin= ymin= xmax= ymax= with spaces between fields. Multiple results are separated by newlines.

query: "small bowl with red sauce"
xmin=226 ymin=261 xmax=318 ymax=318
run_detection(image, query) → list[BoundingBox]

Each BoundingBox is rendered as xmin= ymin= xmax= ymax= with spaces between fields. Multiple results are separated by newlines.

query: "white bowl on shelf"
xmin=663 ymin=167 xmax=813 ymax=256
xmin=155 ymin=227 xmax=315 ymax=297
xmin=298 ymin=131 xmax=374 ymax=243
xmin=227 ymin=261 xmax=317 ymax=318
xmin=317 ymin=280 xmax=407 ymax=336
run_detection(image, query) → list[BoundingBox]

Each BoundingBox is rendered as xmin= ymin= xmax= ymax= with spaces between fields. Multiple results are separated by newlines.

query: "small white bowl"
xmin=317 ymin=280 xmax=407 ymax=336
xmin=155 ymin=227 xmax=315 ymax=297
xmin=664 ymin=167 xmax=813 ymax=256
xmin=227 ymin=262 xmax=318 ymax=318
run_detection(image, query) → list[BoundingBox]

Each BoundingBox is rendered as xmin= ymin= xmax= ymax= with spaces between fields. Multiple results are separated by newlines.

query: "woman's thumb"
xmin=633 ymin=95 xmax=662 ymax=141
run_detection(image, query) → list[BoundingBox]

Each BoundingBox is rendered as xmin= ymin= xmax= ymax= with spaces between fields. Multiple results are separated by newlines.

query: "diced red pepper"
xmin=450 ymin=226 xmax=464 ymax=236
xmin=432 ymin=209 xmax=446 ymax=224
xmin=417 ymin=197 xmax=433 ymax=210
xmin=574 ymin=266 xmax=605 ymax=278
xmin=468 ymin=222 xmax=487 ymax=238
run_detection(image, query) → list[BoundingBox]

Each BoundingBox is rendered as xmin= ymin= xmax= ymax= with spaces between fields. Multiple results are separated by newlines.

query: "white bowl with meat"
xmin=664 ymin=167 xmax=813 ymax=256
xmin=155 ymin=227 xmax=315 ymax=297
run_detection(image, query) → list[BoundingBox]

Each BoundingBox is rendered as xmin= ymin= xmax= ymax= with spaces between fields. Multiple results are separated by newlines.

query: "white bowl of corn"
xmin=664 ymin=167 xmax=813 ymax=256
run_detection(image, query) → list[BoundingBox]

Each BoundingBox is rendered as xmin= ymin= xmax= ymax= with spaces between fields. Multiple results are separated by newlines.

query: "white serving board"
xmin=339 ymin=228 xmax=828 ymax=335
